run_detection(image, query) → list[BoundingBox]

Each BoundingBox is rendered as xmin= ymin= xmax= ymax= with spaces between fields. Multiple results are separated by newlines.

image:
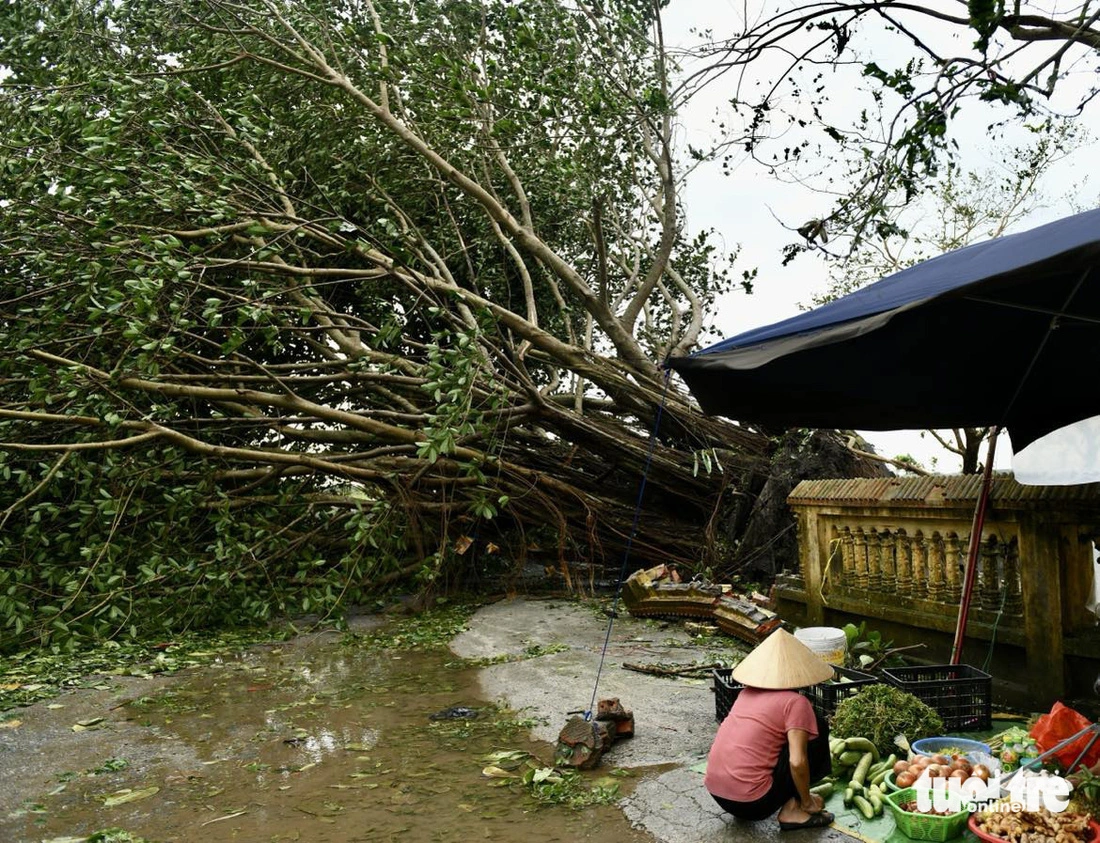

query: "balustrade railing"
xmin=777 ymin=474 xmax=1100 ymax=706
xmin=824 ymin=523 xmax=1022 ymax=616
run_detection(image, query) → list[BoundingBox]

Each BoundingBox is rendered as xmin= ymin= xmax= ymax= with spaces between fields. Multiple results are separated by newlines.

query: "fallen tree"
xmin=0 ymin=0 xmax=884 ymax=650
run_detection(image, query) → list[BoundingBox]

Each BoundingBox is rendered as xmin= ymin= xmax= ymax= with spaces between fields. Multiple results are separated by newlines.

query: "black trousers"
xmin=709 ymin=713 xmax=832 ymax=821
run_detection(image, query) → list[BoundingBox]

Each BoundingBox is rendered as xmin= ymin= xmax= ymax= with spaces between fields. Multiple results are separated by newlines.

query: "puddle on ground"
xmin=0 ymin=629 xmax=655 ymax=843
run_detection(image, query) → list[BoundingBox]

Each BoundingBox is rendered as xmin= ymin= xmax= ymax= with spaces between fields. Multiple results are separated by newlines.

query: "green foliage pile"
xmin=0 ymin=626 xmax=291 ymax=710
xmin=831 ymin=683 xmax=944 ymax=756
xmin=481 ymin=749 xmax=626 ymax=809
xmin=87 ymin=832 xmax=155 ymax=843
xmin=0 ymin=449 xmax=424 ymax=653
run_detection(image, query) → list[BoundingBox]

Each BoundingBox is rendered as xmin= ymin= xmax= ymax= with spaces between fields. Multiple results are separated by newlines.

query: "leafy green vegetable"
xmin=831 ymin=684 xmax=943 ymax=756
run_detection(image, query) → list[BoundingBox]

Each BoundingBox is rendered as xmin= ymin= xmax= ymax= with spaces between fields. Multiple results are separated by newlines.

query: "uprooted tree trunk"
xmin=727 ymin=430 xmax=893 ymax=581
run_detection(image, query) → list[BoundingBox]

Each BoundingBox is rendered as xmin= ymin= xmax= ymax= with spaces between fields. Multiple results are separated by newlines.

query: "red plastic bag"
xmin=1030 ymin=702 xmax=1100 ymax=771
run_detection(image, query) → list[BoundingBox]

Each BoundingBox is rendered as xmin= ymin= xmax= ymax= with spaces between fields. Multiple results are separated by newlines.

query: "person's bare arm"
xmin=788 ymin=729 xmax=824 ymax=814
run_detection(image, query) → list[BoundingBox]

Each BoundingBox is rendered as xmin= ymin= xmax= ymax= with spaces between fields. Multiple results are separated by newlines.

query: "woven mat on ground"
xmin=825 ymin=788 xmax=897 ymax=842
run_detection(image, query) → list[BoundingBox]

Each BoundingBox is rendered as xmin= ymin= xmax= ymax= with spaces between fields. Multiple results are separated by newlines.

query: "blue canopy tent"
xmin=667 ymin=207 xmax=1100 ymax=662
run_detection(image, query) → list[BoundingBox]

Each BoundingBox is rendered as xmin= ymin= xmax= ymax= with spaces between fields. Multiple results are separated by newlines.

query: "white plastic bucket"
xmin=794 ymin=627 xmax=847 ymax=666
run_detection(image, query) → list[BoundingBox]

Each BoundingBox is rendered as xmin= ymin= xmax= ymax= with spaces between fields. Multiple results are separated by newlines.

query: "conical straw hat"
xmin=731 ymin=628 xmax=835 ymax=690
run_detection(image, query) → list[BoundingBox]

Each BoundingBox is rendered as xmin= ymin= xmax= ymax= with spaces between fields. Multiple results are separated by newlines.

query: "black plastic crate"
xmin=881 ymin=664 xmax=992 ymax=732
xmin=802 ymin=666 xmax=878 ymax=719
xmin=713 ymin=666 xmax=875 ymax=723
xmin=713 ymin=668 xmax=744 ymax=723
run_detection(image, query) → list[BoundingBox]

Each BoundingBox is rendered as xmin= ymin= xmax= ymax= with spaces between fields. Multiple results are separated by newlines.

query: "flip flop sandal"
xmin=779 ymin=811 xmax=834 ymax=831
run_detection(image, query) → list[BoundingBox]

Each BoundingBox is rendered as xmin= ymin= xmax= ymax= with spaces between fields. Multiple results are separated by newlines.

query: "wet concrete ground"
xmin=452 ymin=597 xmax=858 ymax=843
xmin=1 ymin=597 xmax=860 ymax=843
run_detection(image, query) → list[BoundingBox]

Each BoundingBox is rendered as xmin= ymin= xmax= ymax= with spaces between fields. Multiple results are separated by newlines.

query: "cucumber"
xmin=851 ymin=751 xmax=874 ymax=787
xmin=810 ymin=783 xmax=834 ymax=798
xmin=868 ymin=752 xmax=896 ymax=777
xmin=868 ymin=790 xmax=884 ymax=816
xmin=853 ymin=794 xmax=875 ymax=820
xmin=843 ymin=787 xmax=854 ymax=808
xmin=844 ymin=737 xmax=880 ymax=761
xmin=837 ymin=750 xmax=863 ymax=766
xmin=829 ymin=738 xmax=847 ymax=756
xmin=870 ymin=769 xmax=889 ymax=786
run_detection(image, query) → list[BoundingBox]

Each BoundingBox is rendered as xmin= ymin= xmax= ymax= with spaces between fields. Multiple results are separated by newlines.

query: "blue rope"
xmin=584 ymin=368 xmax=672 ymax=720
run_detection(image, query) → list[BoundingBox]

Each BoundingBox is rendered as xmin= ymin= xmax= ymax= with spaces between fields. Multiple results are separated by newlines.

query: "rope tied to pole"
xmin=583 ymin=367 xmax=672 ymax=720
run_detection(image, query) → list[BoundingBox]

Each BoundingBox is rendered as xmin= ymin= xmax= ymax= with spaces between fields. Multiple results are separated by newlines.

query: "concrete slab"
xmin=452 ymin=596 xmax=858 ymax=843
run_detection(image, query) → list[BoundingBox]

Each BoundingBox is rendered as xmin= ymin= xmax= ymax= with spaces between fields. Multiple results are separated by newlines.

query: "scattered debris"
xmin=554 ymin=697 xmax=634 ymax=769
xmin=621 ymin=564 xmax=781 ymax=645
xmin=621 ymin=661 xmax=721 ymax=679
xmin=200 ymin=810 xmax=248 ymax=826
xmin=429 ymin=705 xmax=481 ymax=721
xmin=102 ymin=786 xmax=159 ymax=807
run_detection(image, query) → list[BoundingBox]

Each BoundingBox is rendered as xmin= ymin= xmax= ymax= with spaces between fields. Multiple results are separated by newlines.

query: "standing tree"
xmin=2 ymin=0 xmax=887 ymax=649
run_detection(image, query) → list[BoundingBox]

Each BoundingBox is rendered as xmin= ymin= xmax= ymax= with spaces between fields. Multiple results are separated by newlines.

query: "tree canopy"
xmin=685 ymin=0 xmax=1100 ymax=259
xmin=17 ymin=0 xmax=1087 ymax=650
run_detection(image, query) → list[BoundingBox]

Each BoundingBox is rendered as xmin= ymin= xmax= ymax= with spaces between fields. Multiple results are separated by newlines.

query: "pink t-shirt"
xmin=704 ymin=688 xmax=819 ymax=802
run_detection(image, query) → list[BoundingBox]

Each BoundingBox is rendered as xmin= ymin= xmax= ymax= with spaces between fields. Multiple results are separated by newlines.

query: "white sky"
xmin=665 ymin=0 xmax=1100 ymax=474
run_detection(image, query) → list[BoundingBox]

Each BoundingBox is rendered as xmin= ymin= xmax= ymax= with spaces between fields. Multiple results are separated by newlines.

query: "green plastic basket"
xmin=884 ymin=787 xmax=971 ymax=842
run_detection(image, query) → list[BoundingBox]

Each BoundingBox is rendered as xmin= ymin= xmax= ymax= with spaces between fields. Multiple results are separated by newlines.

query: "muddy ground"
xmin=0 ymin=598 xmax=857 ymax=843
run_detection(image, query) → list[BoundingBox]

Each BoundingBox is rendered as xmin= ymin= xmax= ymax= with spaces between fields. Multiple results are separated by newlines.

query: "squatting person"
xmin=704 ymin=628 xmax=835 ymax=830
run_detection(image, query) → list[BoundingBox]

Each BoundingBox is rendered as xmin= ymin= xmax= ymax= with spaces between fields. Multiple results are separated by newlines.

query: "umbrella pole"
xmin=950 ymin=426 xmax=1000 ymax=665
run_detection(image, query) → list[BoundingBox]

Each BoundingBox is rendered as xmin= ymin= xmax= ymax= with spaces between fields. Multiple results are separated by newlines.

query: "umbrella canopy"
xmin=669 ymin=208 xmax=1100 ymax=455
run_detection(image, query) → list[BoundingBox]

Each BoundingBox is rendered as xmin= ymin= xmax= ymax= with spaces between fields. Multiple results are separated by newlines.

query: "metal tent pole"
xmin=950 ymin=426 xmax=999 ymax=665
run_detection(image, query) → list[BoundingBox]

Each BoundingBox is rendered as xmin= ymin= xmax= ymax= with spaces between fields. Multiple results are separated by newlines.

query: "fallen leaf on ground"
xmin=200 ymin=810 xmax=247 ymax=826
xmin=481 ymin=766 xmax=517 ymax=778
xmin=0 ymin=720 xmax=21 ymax=729
xmin=103 ymin=786 xmax=160 ymax=807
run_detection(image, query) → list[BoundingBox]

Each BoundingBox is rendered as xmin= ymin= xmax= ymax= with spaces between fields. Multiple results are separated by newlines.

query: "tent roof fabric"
xmin=692 ymin=207 xmax=1100 ymax=355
